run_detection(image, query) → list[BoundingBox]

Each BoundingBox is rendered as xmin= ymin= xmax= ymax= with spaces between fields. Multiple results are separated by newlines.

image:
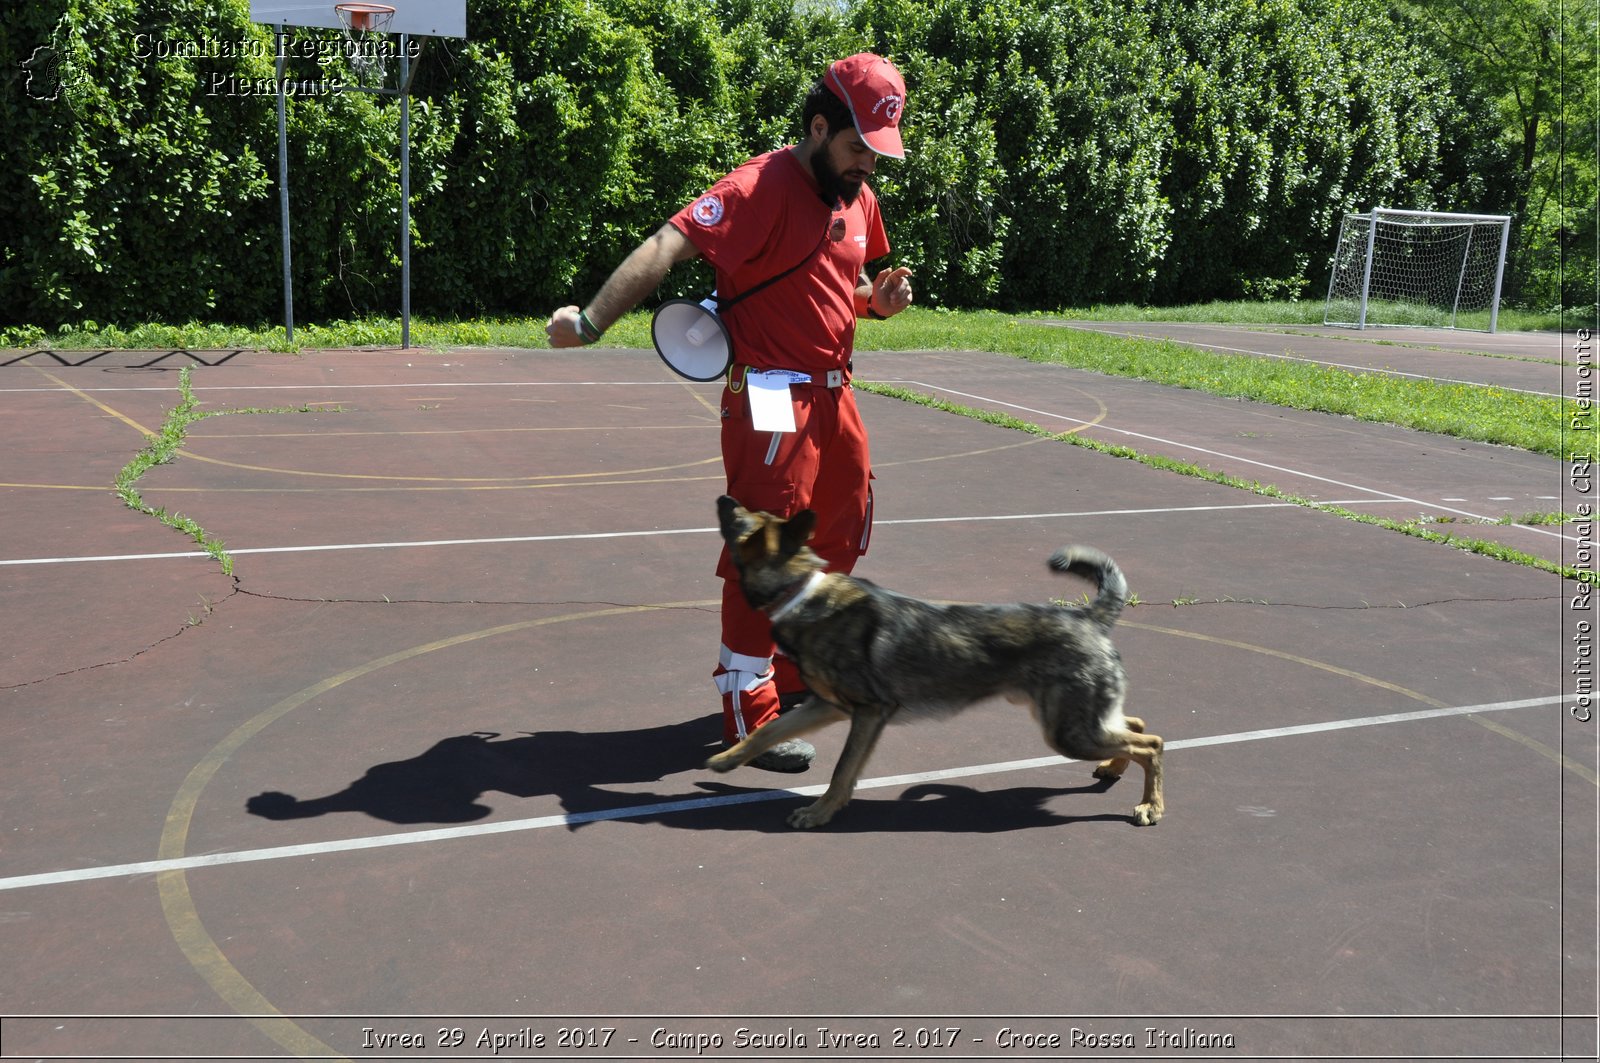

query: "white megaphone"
xmin=651 ymin=295 xmax=733 ymax=382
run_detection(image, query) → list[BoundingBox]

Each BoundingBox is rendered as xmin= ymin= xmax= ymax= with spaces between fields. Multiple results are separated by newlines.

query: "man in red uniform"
xmin=547 ymin=54 xmax=914 ymax=771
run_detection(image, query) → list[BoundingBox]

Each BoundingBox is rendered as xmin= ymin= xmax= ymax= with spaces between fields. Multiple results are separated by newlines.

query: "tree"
xmin=1403 ymin=0 xmax=1598 ymax=309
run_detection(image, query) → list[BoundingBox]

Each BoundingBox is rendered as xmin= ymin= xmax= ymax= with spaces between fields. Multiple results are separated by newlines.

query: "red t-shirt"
xmin=668 ymin=148 xmax=890 ymax=374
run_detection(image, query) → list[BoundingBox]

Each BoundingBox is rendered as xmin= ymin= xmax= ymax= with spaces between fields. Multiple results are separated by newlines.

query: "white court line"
xmin=0 ymin=694 xmax=1568 ymax=894
xmin=0 ymin=500 xmax=1402 ymax=567
xmin=1051 ymin=323 xmax=1571 ymax=400
xmin=9 ymin=373 xmax=1566 ymax=561
xmin=878 ymin=379 xmax=1579 ymax=545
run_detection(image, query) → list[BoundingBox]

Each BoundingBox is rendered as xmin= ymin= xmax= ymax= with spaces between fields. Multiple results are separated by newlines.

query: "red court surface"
xmin=1 ymin=327 xmax=1595 ymax=1062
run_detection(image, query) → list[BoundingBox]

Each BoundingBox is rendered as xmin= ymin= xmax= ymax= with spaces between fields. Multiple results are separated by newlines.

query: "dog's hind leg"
xmin=705 ymin=698 xmax=844 ymax=774
xmin=1091 ymin=715 xmax=1145 ymax=782
xmin=788 ymin=707 xmax=891 ymax=830
xmin=1042 ymin=701 xmax=1164 ymax=826
xmin=1082 ymin=729 xmax=1164 ymax=826
xmin=1117 ymin=729 xmax=1164 ymax=826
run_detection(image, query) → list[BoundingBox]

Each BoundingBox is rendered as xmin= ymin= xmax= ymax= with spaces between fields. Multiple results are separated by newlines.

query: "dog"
xmin=705 ymin=495 xmax=1163 ymax=830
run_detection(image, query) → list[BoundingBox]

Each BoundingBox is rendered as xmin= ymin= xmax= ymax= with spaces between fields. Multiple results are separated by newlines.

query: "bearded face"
xmin=809 ymin=125 xmax=876 ymax=208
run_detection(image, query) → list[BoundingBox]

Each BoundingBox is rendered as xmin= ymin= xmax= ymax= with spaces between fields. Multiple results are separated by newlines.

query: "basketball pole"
xmin=399 ymin=33 xmax=411 ymax=349
xmin=264 ymin=6 xmax=428 ymax=349
xmin=274 ymin=26 xmax=294 ymax=344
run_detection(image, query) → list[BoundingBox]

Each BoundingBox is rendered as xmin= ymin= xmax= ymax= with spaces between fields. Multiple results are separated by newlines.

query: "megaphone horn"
xmin=652 ymin=296 xmax=733 ymax=382
xmin=683 ymin=297 xmax=719 ymax=345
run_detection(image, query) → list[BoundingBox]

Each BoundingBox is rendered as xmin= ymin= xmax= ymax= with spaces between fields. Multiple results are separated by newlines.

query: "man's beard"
xmin=810 ymin=141 xmax=862 ymax=208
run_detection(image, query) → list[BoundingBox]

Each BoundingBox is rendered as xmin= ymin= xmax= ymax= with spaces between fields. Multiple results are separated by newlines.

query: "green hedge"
xmin=1 ymin=0 xmax=1535 ymax=327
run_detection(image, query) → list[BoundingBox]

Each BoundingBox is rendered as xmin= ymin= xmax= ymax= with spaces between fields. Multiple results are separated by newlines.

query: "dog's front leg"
xmin=705 ymin=698 xmax=844 ymax=773
xmin=788 ymin=707 xmax=890 ymax=829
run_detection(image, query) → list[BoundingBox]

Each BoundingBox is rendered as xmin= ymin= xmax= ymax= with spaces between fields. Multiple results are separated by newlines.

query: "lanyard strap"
xmin=715 ymin=226 xmax=832 ymax=314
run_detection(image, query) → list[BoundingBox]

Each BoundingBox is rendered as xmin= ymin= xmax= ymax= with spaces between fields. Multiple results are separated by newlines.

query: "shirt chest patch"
xmin=827 ymin=214 xmax=869 ymax=248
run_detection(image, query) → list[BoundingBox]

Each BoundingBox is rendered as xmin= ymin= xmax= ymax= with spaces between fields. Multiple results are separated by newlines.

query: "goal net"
xmin=1323 ymin=208 xmax=1512 ymax=332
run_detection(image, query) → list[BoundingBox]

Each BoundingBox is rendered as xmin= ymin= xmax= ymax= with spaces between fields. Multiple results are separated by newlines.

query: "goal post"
xmin=1323 ymin=207 xmax=1512 ymax=332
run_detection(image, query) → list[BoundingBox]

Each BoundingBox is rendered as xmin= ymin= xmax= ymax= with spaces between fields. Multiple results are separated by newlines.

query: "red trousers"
xmin=713 ymin=372 xmax=873 ymax=741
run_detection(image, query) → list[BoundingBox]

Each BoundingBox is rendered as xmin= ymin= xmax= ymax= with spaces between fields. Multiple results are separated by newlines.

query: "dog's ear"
xmin=779 ymin=508 xmax=817 ymax=556
xmin=717 ymin=495 xmax=756 ymax=544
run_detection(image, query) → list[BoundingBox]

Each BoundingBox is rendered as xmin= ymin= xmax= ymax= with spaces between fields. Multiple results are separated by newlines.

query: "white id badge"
xmin=746 ymin=370 xmax=810 ymax=433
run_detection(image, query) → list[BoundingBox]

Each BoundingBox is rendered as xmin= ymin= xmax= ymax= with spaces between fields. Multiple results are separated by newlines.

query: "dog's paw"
xmin=1132 ymin=802 xmax=1163 ymax=826
xmin=1092 ymin=760 xmax=1127 ymax=781
xmin=704 ymin=752 xmax=739 ymax=774
xmin=786 ymin=801 xmax=837 ymax=829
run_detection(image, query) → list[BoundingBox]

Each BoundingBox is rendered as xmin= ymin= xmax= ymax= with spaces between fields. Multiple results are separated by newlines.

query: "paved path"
xmin=0 ymin=343 xmax=1592 ymax=1061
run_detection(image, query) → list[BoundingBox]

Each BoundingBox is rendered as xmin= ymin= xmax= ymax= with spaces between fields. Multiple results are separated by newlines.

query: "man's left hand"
xmin=870 ymin=266 xmax=914 ymax=318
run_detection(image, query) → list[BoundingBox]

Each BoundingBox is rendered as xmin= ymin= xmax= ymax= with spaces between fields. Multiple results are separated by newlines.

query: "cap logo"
xmin=873 ymin=95 xmax=903 ymax=124
xmin=690 ymin=194 xmax=725 ymax=227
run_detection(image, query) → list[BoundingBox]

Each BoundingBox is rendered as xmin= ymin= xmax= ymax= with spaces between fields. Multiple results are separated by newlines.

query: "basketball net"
xmin=334 ymin=2 xmax=396 ymax=88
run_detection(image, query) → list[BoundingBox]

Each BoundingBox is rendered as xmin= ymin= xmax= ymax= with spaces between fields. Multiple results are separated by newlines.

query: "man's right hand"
xmin=546 ymin=306 xmax=588 ymax=348
xmin=545 ymin=223 xmax=699 ymax=349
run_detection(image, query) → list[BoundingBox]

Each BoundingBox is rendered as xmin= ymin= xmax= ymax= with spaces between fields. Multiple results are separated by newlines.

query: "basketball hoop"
xmin=334 ymin=2 xmax=396 ymax=86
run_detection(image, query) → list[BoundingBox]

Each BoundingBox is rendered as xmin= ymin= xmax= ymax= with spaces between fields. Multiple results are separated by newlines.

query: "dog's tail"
xmin=1049 ymin=546 xmax=1128 ymax=632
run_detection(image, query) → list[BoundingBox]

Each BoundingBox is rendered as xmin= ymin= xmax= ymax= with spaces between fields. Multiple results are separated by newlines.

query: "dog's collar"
xmin=765 ymin=570 xmax=826 ymax=623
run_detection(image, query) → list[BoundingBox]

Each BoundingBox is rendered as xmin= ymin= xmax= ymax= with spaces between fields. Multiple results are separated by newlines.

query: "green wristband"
xmin=576 ymin=309 xmax=604 ymax=344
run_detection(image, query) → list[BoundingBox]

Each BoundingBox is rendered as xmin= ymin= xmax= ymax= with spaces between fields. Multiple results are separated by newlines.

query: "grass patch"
xmin=1046 ymin=300 xmax=1578 ymax=332
xmin=1505 ymin=511 xmax=1581 ymax=526
xmin=854 ymin=310 xmax=1583 ymax=461
xmin=3 ymin=318 xmax=501 ymax=353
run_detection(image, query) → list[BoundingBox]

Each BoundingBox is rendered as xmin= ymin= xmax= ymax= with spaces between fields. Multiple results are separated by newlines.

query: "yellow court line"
xmin=158 ymin=601 xmax=718 ymax=1061
xmin=32 ymin=363 xmax=725 ymax=484
xmin=158 ymin=601 xmax=1582 ymax=1060
xmin=0 ymin=473 xmax=727 ymax=495
xmin=1467 ymin=713 xmax=1600 ymax=784
xmin=674 ymin=376 xmax=723 ymax=419
xmin=819 ymin=392 xmax=1088 ymax=469
xmin=31 ymin=368 xmax=158 ymax=437
xmin=169 ymin=448 xmax=726 ymax=483
xmin=155 ymin=870 xmax=341 ymax=1058
xmin=876 ymin=435 xmax=1053 ymax=468
xmin=0 ymin=482 xmax=115 ymax=492
xmin=1121 ymin=619 xmax=1447 ymax=707
xmin=190 ymin=424 xmax=717 ymax=440
xmin=30 ymin=366 xmax=1097 ymax=487
xmin=19 ymin=368 xmax=156 ymax=493
xmin=1125 ymin=619 xmax=1595 ymax=784
xmin=873 ymin=387 xmax=1109 ymax=469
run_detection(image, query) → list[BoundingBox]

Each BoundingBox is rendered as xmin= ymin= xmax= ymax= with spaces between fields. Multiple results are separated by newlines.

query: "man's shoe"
xmin=728 ymin=738 xmax=815 ymax=773
xmin=777 ymin=689 xmax=811 ymax=715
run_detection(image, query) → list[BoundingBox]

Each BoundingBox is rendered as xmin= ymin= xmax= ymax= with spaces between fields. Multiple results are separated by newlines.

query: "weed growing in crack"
xmin=114 ymin=367 xmax=232 ymax=574
xmin=114 ymin=366 xmax=335 ymax=577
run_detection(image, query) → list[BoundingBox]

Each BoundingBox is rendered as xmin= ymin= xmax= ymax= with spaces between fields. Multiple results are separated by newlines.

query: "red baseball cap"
xmin=825 ymin=53 xmax=906 ymax=159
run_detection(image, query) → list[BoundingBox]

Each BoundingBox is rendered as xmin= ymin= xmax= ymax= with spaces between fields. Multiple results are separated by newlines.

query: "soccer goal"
xmin=1323 ymin=208 xmax=1512 ymax=332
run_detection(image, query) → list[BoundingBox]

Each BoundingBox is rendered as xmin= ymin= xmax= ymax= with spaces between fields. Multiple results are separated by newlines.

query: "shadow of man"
xmin=246 ymin=714 xmax=721 ymax=826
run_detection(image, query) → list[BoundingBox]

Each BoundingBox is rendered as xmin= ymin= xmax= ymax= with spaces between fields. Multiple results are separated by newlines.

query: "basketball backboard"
xmin=250 ymin=0 xmax=465 ymax=37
